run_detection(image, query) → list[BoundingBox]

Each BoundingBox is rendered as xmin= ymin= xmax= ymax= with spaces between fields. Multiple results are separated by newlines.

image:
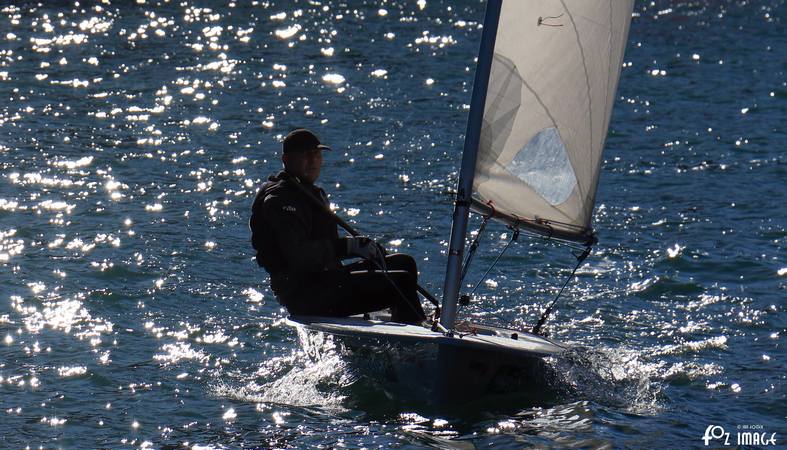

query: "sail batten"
xmin=472 ymin=0 xmax=634 ymax=243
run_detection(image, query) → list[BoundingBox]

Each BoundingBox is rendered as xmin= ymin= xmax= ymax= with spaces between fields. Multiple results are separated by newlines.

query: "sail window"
xmin=505 ymin=127 xmax=577 ymax=206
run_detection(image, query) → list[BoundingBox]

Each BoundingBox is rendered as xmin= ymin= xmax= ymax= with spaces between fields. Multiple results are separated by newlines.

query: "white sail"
xmin=472 ymin=0 xmax=634 ymax=244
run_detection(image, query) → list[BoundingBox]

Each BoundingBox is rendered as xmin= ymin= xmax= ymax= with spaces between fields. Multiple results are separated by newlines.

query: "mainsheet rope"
xmin=369 ymin=255 xmax=443 ymax=328
xmin=283 ymin=173 xmax=440 ymax=309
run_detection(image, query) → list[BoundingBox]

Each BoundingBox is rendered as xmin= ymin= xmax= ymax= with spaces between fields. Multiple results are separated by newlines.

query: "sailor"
xmin=250 ymin=128 xmax=427 ymax=324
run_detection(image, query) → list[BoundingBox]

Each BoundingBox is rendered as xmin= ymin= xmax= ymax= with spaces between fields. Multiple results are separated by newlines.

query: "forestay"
xmin=472 ymin=0 xmax=634 ymax=244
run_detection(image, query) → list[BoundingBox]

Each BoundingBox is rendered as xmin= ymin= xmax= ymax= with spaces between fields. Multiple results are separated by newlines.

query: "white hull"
xmin=287 ymin=314 xmax=564 ymax=356
xmin=286 ymin=314 xmax=566 ymax=405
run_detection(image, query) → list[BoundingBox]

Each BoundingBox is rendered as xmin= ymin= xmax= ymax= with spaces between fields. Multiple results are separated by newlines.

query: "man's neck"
xmin=282 ymin=169 xmax=315 ymax=186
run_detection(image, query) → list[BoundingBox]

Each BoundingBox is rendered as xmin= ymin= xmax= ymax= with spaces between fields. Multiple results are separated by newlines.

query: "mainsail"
xmin=441 ymin=0 xmax=634 ymax=327
xmin=472 ymin=0 xmax=634 ymax=244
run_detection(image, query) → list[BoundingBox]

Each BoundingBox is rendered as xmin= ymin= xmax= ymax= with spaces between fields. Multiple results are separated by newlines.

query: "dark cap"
xmin=282 ymin=128 xmax=331 ymax=154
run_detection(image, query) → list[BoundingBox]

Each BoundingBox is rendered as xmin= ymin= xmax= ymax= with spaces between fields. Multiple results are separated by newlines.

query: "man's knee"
xmin=385 ymin=253 xmax=417 ymax=276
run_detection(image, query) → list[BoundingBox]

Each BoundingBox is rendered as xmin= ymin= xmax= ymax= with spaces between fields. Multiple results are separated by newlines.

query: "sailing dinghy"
xmin=287 ymin=0 xmax=634 ymax=401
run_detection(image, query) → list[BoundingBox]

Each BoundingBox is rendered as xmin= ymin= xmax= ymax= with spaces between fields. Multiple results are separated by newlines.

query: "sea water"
xmin=0 ymin=1 xmax=784 ymax=448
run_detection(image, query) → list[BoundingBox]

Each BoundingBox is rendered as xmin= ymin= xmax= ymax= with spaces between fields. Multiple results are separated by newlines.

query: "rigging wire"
xmin=459 ymin=201 xmax=495 ymax=285
xmin=531 ymin=245 xmax=592 ymax=336
xmin=467 ymin=227 xmax=520 ymax=298
xmin=454 ymin=209 xmax=593 ymax=337
xmin=456 ymin=225 xmax=520 ymax=316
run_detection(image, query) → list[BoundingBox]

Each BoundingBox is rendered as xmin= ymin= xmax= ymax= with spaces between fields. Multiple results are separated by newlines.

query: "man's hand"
xmin=346 ymin=237 xmax=384 ymax=262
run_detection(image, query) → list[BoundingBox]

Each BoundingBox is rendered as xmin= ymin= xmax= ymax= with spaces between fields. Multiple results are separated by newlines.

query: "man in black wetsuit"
xmin=250 ymin=128 xmax=426 ymax=324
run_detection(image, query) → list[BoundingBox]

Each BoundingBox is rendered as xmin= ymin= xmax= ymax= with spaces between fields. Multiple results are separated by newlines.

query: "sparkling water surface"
xmin=1 ymin=1 xmax=785 ymax=448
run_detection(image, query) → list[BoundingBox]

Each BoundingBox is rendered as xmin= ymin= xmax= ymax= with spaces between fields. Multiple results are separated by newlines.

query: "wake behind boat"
xmin=286 ymin=0 xmax=634 ymax=404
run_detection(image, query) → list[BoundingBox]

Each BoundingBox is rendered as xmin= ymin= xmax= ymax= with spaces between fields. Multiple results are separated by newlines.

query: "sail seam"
xmin=520 ymin=78 xmax=558 ymax=131
xmin=560 ymin=0 xmax=592 ymax=212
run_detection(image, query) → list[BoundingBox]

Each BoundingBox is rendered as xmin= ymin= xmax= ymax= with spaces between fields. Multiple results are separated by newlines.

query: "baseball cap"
xmin=282 ymin=128 xmax=331 ymax=154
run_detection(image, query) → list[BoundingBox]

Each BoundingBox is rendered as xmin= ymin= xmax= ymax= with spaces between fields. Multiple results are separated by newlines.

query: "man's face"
xmin=283 ymin=148 xmax=323 ymax=184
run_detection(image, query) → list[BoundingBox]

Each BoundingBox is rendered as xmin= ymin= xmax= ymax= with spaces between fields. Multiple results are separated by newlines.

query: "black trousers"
xmin=280 ymin=254 xmax=427 ymax=324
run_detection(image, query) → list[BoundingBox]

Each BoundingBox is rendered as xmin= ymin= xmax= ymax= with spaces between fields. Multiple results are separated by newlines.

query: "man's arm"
xmin=262 ymin=191 xmax=346 ymax=272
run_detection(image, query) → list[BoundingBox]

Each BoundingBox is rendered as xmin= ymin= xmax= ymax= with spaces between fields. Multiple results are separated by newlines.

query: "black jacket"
xmin=250 ymin=171 xmax=347 ymax=285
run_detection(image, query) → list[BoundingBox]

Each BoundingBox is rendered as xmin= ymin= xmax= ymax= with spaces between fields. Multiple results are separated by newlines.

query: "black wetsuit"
xmin=250 ymin=171 xmax=426 ymax=324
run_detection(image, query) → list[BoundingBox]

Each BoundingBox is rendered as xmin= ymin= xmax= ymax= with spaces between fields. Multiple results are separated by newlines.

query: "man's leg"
xmin=343 ymin=253 xmax=419 ymax=281
xmin=283 ymin=269 xmax=393 ymax=317
xmin=343 ymin=253 xmax=426 ymax=323
xmin=343 ymin=269 xmax=426 ymax=324
xmin=380 ymin=253 xmax=418 ymax=278
xmin=285 ymin=255 xmax=426 ymax=323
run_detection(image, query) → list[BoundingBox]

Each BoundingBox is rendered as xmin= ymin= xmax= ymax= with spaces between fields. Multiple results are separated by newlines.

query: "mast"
xmin=440 ymin=0 xmax=503 ymax=329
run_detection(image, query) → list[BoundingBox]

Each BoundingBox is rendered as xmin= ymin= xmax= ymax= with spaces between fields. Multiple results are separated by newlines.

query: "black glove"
xmin=346 ymin=237 xmax=384 ymax=261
